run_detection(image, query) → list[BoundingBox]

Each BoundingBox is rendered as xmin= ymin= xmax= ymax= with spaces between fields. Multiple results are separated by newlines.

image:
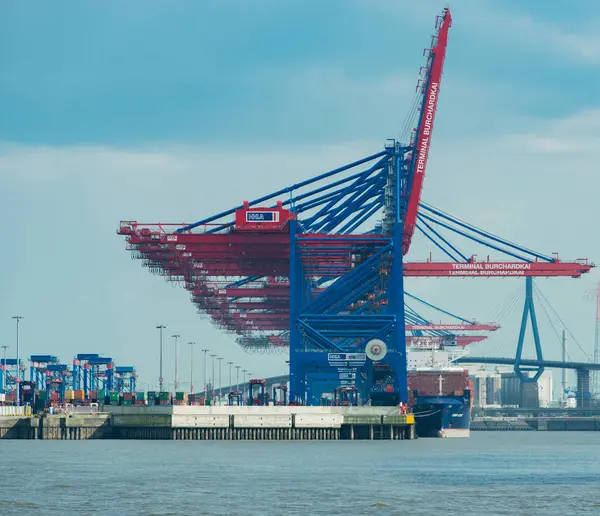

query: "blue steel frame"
xmin=114 ymin=366 xmax=137 ymax=394
xmin=0 ymin=359 xmax=23 ymax=394
xmin=288 ymin=143 xmax=409 ymax=405
xmin=72 ymin=355 xmax=114 ymax=395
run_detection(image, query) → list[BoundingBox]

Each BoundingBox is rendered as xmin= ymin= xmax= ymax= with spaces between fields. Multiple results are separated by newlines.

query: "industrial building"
xmin=469 ymin=367 xmax=553 ymax=409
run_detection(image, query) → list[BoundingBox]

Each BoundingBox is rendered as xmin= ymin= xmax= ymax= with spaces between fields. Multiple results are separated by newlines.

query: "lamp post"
xmin=202 ymin=349 xmax=209 ymax=397
xmin=156 ymin=325 xmax=166 ymax=392
xmin=210 ymin=354 xmax=216 ymax=397
xmin=235 ymin=365 xmax=241 ymax=392
xmin=217 ymin=357 xmax=223 ymax=399
xmin=228 ymin=361 xmax=233 ymax=394
xmin=242 ymin=369 xmax=247 ymax=403
xmin=12 ymin=316 xmax=23 ymax=406
xmin=171 ymin=334 xmax=180 ymax=393
xmin=188 ymin=342 xmax=195 ymax=394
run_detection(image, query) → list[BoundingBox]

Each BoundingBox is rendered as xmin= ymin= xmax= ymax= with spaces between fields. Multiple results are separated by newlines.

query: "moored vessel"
xmin=406 ymin=348 xmax=472 ymax=438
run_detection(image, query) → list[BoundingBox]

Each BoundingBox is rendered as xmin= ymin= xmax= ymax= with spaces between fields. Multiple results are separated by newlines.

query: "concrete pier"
xmin=0 ymin=406 xmax=415 ymax=440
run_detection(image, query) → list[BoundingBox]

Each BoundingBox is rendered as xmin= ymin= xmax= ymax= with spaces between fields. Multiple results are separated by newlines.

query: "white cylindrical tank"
xmin=537 ymin=372 xmax=553 ymax=408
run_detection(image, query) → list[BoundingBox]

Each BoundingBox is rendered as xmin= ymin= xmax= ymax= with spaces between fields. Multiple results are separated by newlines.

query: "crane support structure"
xmin=118 ymin=7 xmax=593 ymax=406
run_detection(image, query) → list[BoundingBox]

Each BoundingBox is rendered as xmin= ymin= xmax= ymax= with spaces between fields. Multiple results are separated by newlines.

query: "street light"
xmin=228 ymin=361 xmax=233 ymax=394
xmin=217 ymin=357 xmax=223 ymax=398
xmin=202 ymin=349 xmax=209 ymax=396
xmin=235 ymin=365 xmax=241 ymax=392
xmin=188 ymin=342 xmax=195 ymax=394
xmin=242 ymin=369 xmax=247 ymax=403
xmin=12 ymin=316 xmax=23 ymax=406
xmin=156 ymin=325 xmax=166 ymax=392
xmin=210 ymin=354 xmax=217 ymax=396
xmin=171 ymin=334 xmax=180 ymax=393
xmin=1 ymin=345 xmax=8 ymax=392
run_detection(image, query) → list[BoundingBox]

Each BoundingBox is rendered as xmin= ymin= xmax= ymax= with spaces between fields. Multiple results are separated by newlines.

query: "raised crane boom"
xmin=402 ymin=8 xmax=452 ymax=255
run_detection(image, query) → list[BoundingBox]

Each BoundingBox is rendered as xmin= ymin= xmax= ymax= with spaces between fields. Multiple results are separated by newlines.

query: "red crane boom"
xmin=402 ymin=8 xmax=452 ymax=255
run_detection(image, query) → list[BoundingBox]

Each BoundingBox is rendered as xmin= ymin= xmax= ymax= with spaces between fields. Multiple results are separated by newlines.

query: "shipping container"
xmin=64 ymin=390 xmax=74 ymax=400
xmin=135 ymin=391 xmax=148 ymax=401
xmin=73 ymin=390 xmax=85 ymax=400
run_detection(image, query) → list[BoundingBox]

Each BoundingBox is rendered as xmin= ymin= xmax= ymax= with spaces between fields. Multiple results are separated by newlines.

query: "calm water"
xmin=1 ymin=432 xmax=600 ymax=515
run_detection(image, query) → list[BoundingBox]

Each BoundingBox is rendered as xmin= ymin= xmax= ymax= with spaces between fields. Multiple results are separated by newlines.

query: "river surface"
xmin=1 ymin=432 xmax=599 ymax=515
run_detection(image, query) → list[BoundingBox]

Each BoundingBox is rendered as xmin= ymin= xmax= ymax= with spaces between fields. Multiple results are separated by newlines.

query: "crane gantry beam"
xmin=118 ymin=7 xmax=594 ymax=404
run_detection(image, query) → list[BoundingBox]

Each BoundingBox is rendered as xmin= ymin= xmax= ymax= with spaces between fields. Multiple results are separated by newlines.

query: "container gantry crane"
xmin=0 ymin=358 xmax=24 ymax=394
xmin=114 ymin=366 xmax=137 ymax=394
xmin=118 ymin=7 xmax=593 ymax=405
xmin=72 ymin=354 xmax=114 ymax=395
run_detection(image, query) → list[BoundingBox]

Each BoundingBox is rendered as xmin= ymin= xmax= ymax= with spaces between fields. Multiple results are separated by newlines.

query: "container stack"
xmin=158 ymin=392 xmax=171 ymax=405
xmin=135 ymin=392 xmax=148 ymax=405
xmin=148 ymin=391 xmax=157 ymax=406
xmin=174 ymin=392 xmax=188 ymax=406
xmin=35 ymin=390 xmax=46 ymax=412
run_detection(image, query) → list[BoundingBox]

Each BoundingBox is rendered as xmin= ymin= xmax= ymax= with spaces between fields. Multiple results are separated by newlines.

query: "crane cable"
xmin=534 ymin=288 xmax=574 ymax=362
xmin=480 ymin=286 xmax=524 ymax=357
xmin=533 ymin=283 xmax=592 ymax=361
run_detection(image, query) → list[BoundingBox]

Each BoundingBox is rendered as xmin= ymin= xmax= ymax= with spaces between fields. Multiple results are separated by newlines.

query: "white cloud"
xmin=459 ymin=1 xmax=600 ymax=66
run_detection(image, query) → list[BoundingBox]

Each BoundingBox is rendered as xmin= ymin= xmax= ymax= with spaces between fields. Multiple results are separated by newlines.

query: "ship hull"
xmin=413 ymin=396 xmax=471 ymax=438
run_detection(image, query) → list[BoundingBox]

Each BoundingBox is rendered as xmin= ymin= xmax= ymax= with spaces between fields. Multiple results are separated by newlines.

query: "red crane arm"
xmin=402 ymin=8 xmax=452 ymax=255
xmin=406 ymin=324 xmax=500 ymax=331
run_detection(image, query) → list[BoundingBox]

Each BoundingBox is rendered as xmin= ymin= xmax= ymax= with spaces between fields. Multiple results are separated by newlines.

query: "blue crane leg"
xmin=388 ymin=221 xmax=408 ymax=402
xmin=289 ymin=218 xmax=305 ymax=403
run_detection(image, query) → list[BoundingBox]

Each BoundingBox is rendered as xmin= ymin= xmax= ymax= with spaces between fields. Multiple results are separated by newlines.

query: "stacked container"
xmin=88 ymin=390 xmax=98 ymax=402
xmin=64 ymin=390 xmax=74 ymax=401
xmin=147 ymin=391 xmax=157 ymax=406
xmin=158 ymin=392 xmax=171 ymax=405
xmin=174 ymin=392 xmax=188 ymax=405
xmin=35 ymin=390 xmax=47 ymax=412
xmin=135 ymin=392 xmax=148 ymax=405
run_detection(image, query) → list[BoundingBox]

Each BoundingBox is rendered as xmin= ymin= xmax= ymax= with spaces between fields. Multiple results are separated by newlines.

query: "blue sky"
xmin=1 ymin=1 xmax=599 ymax=393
